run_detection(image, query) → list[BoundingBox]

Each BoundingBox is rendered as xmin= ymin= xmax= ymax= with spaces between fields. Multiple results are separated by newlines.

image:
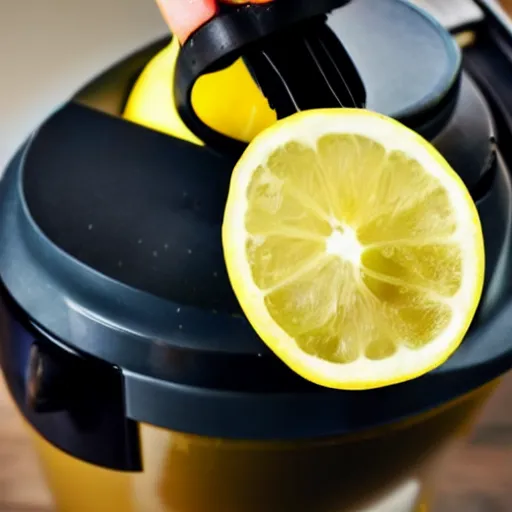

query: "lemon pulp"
xmin=223 ymin=109 xmax=485 ymax=390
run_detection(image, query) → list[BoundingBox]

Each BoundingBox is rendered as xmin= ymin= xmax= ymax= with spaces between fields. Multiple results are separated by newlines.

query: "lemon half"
xmin=222 ymin=109 xmax=485 ymax=390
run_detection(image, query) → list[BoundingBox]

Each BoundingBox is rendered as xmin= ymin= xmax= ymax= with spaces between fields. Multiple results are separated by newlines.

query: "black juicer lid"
xmin=0 ymin=0 xmax=511 ymax=440
xmin=327 ymin=0 xmax=461 ymax=132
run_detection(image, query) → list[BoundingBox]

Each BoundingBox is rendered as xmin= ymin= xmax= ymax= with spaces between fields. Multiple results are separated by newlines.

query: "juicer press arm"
xmin=173 ymin=0 xmax=366 ymax=155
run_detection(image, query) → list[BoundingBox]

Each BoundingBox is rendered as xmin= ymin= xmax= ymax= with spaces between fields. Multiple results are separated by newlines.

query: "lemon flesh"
xmin=223 ymin=109 xmax=485 ymax=390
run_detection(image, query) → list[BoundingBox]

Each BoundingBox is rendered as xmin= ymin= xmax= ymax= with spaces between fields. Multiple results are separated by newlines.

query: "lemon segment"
xmin=223 ymin=109 xmax=485 ymax=390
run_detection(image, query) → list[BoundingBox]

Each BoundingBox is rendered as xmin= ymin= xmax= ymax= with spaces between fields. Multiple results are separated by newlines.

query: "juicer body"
xmin=1 ymin=1 xmax=512 ymax=512
xmin=0 ymin=270 xmax=500 ymax=511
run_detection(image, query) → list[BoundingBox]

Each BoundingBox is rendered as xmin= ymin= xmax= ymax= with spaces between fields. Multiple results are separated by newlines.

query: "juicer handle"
xmin=173 ymin=0 xmax=366 ymax=155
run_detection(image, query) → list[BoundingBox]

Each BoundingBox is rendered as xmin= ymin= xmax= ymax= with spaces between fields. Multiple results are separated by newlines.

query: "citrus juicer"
xmin=1 ymin=0 xmax=512 ymax=511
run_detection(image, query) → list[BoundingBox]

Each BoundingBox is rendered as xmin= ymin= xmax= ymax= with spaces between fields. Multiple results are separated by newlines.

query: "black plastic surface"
xmin=23 ymin=105 xmax=240 ymax=314
xmin=432 ymin=74 xmax=495 ymax=195
xmin=0 ymin=276 xmax=141 ymax=471
xmin=327 ymin=0 xmax=462 ymax=133
xmin=242 ymin=17 xmax=366 ymax=115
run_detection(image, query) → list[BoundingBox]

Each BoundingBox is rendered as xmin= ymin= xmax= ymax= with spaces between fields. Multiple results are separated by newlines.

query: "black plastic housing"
xmin=0 ymin=278 xmax=141 ymax=471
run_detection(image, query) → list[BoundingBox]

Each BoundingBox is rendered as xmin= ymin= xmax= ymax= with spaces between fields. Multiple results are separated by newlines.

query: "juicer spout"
xmin=174 ymin=0 xmax=366 ymax=154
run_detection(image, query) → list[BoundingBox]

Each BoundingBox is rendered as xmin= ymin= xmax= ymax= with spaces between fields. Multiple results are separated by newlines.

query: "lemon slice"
xmin=222 ymin=109 xmax=485 ymax=390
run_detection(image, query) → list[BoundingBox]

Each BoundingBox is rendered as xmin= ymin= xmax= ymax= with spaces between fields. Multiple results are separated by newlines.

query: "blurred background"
xmin=0 ymin=1 xmax=511 ymax=511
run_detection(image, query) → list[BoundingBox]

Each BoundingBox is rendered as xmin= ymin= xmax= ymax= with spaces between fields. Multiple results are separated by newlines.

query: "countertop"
xmin=0 ymin=0 xmax=512 ymax=511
